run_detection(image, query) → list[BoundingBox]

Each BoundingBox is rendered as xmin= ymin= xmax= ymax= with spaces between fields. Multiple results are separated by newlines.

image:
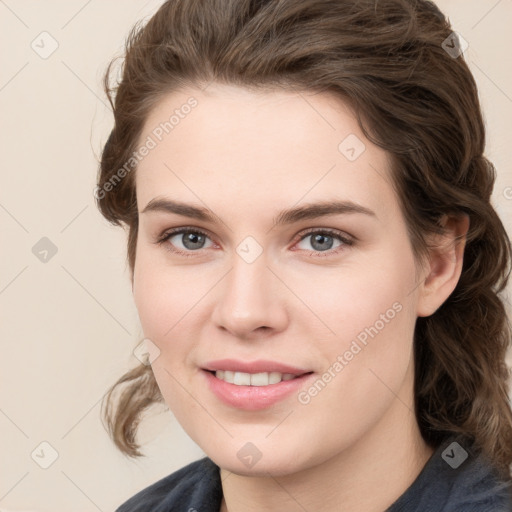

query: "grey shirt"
xmin=116 ymin=435 xmax=512 ymax=511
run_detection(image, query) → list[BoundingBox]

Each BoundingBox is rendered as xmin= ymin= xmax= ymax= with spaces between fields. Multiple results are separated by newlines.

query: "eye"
xmin=293 ymin=229 xmax=353 ymax=257
xmin=156 ymin=227 xmax=214 ymax=257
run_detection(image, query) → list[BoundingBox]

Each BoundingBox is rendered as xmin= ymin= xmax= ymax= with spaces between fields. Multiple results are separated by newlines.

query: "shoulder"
xmin=388 ymin=435 xmax=512 ymax=512
xmin=444 ymin=448 xmax=512 ymax=512
xmin=115 ymin=456 xmax=222 ymax=512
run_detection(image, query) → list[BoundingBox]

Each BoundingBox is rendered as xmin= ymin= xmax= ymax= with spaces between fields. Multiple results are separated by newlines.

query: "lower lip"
xmin=202 ymin=370 xmax=314 ymax=410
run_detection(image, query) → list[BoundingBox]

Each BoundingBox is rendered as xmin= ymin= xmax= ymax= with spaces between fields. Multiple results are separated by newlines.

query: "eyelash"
xmin=155 ymin=226 xmax=354 ymax=258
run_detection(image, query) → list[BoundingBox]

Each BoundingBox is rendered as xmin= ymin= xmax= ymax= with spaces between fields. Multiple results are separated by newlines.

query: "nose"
xmin=211 ymin=250 xmax=289 ymax=340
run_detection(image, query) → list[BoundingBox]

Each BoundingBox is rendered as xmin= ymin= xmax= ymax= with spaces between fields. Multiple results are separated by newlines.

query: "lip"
xmin=202 ymin=368 xmax=315 ymax=411
xmin=202 ymin=358 xmax=311 ymax=375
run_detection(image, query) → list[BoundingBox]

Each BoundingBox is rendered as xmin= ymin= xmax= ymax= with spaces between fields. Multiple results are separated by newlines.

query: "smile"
xmin=202 ymin=369 xmax=315 ymax=410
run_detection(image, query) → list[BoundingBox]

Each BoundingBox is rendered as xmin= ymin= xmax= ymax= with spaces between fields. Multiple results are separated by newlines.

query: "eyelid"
xmin=294 ymin=227 xmax=354 ymax=245
xmin=156 ymin=226 xmax=213 ymax=245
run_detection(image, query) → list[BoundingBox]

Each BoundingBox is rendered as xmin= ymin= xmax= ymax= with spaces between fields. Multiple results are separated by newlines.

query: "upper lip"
xmin=202 ymin=359 xmax=311 ymax=375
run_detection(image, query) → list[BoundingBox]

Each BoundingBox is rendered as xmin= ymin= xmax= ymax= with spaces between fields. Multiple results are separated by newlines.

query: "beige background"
xmin=0 ymin=1 xmax=511 ymax=511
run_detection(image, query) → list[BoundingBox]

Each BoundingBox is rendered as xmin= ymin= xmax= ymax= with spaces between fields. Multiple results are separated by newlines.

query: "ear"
xmin=416 ymin=213 xmax=470 ymax=317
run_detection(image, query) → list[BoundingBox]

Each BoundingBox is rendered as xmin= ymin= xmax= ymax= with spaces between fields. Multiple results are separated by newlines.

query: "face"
xmin=132 ymin=83 xmax=425 ymax=476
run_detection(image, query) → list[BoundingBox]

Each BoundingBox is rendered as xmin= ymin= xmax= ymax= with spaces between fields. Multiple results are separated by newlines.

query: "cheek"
xmin=132 ymin=244 xmax=204 ymax=338
xmin=289 ymin=246 xmax=417 ymax=342
xmin=298 ymin=281 xmax=417 ymax=447
xmin=133 ymin=264 xmax=164 ymax=339
xmin=295 ymin=241 xmax=419 ymax=403
xmin=132 ymin=254 xmax=199 ymax=412
xmin=132 ymin=248 xmax=182 ymax=343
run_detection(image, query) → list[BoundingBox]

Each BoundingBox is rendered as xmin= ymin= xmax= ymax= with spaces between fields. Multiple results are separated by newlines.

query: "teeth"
xmin=234 ymin=372 xmax=251 ymax=385
xmin=214 ymin=370 xmax=298 ymax=386
xmin=268 ymin=372 xmax=282 ymax=384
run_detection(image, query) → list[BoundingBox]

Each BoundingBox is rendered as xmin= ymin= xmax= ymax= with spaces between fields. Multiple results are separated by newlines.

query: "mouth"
xmin=201 ymin=359 xmax=315 ymax=410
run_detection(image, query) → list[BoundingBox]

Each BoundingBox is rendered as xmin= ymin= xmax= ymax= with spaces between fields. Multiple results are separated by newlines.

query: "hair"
xmin=96 ymin=0 xmax=512 ymax=478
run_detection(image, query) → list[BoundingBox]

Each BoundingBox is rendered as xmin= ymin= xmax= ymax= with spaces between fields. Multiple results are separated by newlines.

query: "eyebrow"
xmin=140 ymin=197 xmax=377 ymax=226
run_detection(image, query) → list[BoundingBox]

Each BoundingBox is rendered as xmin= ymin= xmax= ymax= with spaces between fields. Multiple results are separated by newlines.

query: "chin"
xmin=207 ymin=442 xmax=313 ymax=478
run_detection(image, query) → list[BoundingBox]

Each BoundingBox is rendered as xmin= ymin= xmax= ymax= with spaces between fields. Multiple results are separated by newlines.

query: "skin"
xmin=132 ymin=83 xmax=469 ymax=512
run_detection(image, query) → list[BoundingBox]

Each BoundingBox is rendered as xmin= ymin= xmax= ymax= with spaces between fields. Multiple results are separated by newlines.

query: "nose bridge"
xmin=212 ymin=243 xmax=287 ymax=336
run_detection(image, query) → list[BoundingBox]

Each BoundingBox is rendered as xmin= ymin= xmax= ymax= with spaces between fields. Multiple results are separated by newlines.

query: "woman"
xmin=96 ymin=0 xmax=512 ymax=510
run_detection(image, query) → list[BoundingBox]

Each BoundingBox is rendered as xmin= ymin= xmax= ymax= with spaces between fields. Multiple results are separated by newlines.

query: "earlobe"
xmin=416 ymin=213 xmax=470 ymax=317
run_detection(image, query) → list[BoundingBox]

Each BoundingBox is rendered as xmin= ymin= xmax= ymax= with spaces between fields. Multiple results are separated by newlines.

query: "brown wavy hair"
xmin=96 ymin=0 xmax=512 ymax=478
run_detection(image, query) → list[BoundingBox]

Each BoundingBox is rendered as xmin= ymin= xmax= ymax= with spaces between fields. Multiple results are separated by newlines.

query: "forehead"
xmin=135 ymin=83 xmax=398 ymax=222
